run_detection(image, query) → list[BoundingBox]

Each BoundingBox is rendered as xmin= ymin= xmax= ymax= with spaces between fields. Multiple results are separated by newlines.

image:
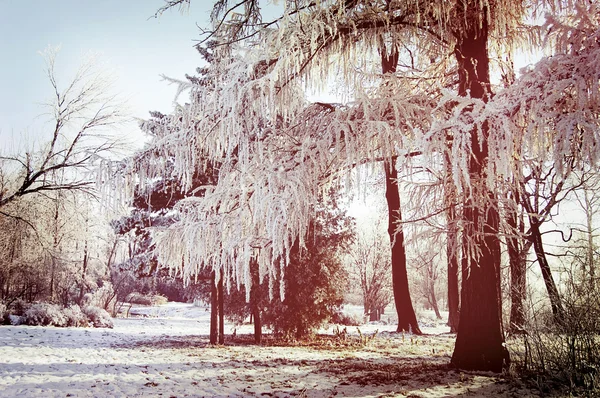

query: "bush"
xmin=219 ymin=193 xmax=353 ymax=341
xmin=82 ymin=305 xmax=114 ymax=328
xmin=152 ymin=294 xmax=168 ymax=306
xmin=127 ymin=292 xmax=168 ymax=306
xmin=9 ymin=299 xmax=31 ymax=317
xmin=63 ymin=305 xmax=89 ymax=327
xmin=23 ymin=303 xmax=67 ymax=327
xmin=127 ymin=292 xmax=153 ymax=306
xmin=330 ymin=310 xmax=361 ymax=326
xmin=515 ymin=283 xmax=600 ymax=394
xmin=86 ymin=282 xmax=118 ymax=316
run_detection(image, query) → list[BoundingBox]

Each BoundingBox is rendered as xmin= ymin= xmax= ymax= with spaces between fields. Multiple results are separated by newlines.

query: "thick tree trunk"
xmin=252 ymin=304 xmax=262 ymax=344
xmin=384 ymin=157 xmax=422 ymax=334
xmin=445 ymin=154 xmax=460 ymax=332
xmin=381 ymin=47 xmax=422 ymax=335
xmin=218 ymin=275 xmax=225 ymax=345
xmin=210 ymin=271 xmax=218 ymax=344
xmin=369 ymin=307 xmax=381 ymax=322
xmin=530 ymin=223 xmax=565 ymax=323
xmin=450 ymin=5 xmax=506 ymax=372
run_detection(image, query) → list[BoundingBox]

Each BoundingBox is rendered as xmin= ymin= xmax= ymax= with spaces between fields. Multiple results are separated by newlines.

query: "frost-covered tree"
xmin=0 ymin=47 xmax=124 ymax=211
xmin=229 ymin=194 xmax=353 ymax=340
xmin=0 ymin=189 xmax=112 ymax=307
xmin=133 ymin=0 xmax=600 ymax=372
xmin=0 ymin=47 xmax=124 ymax=308
xmin=111 ymin=110 xmax=217 ymax=279
xmin=411 ymin=243 xmax=444 ymax=320
xmin=348 ymin=222 xmax=392 ymax=322
xmin=570 ymin=168 xmax=600 ymax=289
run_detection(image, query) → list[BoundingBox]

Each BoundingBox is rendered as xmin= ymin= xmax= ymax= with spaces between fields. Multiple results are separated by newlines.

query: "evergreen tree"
xmin=222 ymin=193 xmax=354 ymax=340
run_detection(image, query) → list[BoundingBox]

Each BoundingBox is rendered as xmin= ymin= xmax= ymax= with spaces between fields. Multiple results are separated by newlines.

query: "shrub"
xmin=9 ymin=299 xmax=31 ymax=317
xmin=330 ymin=310 xmax=361 ymax=326
xmin=127 ymin=292 xmax=153 ymax=306
xmin=81 ymin=293 xmax=94 ymax=307
xmin=23 ymin=303 xmax=67 ymax=327
xmin=262 ymin=197 xmax=353 ymax=339
xmin=82 ymin=305 xmax=114 ymax=328
xmin=127 ymin=292 xmax=168 ymax=306
xmin=220 ymin=193 xmax=353 ymax=340
xmin=515 ymin=283 xmax=600 ymax=394
xmin=63 ymin=305 xmax=89 ymax=327
xmin=87 ymin=282 xmax=117 ymax=316
xmin=152 ymin=295 xmax=168 ymax=306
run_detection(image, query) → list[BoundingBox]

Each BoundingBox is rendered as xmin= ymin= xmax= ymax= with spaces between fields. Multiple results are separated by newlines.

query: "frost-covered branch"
xmin=0 ymin=47 xmax=126 ymax=210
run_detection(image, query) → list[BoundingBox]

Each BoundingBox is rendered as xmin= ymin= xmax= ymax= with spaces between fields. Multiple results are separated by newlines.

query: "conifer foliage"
xmin=222 ymin=193 xmax=354 ymax=340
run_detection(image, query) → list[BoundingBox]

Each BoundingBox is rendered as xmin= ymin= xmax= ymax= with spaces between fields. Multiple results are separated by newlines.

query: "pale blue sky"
xmin=0 ymin=0 xmax=211 ymax=146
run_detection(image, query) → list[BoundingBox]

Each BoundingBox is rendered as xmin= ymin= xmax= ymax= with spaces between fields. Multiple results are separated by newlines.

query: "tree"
xmin=141 ymin=0 xmax=600 ymax=372
xmin=0 ymin=47 xmax=123 ymax=211
xmin=570 ymin=168 xmax=600 ymax=289
xmin=0 ymin=47 xmax=124 ymax=309
xmin=111 ymin=109 xmax=220 ymax=336
xmin=0 ymin=189 xmax=113 ymax=307
xmin=220 ymin=192 xmax=353 ymax=340
xmin=518 ymin=165 xmax=573 ymax=324
xmin=263 ymin=201 xmax=353 ymax=339
xmin=411 ymin=245 xmax=444 ymax=320
xmin=348 ymin=221 xmax=392 ymax=322
xmin=385 ymin=156 xmax=421 ymax=333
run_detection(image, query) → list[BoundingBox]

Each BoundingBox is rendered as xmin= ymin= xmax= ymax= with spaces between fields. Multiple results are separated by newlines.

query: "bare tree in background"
xmin=570 ymin=168 xmax=600 ymax=290
xmin=349 ymin=222 xmax=392 ymax=322
xmin=412 ymin=246 xmax=444 ymax=320
xmin=0 ymin=46 xmax=125 ymax=214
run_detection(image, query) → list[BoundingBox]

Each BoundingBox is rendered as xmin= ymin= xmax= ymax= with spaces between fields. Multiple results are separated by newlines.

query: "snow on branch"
xmin=126 ymin=0 xmax=600 ymax=296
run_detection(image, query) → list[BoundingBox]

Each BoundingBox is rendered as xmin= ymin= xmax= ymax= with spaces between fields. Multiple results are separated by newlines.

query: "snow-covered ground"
xmin=0 ymin=303 xmax=543 ymax=397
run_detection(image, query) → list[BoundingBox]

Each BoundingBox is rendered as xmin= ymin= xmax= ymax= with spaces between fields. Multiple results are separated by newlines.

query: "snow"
xmin=0 ymin=303 xmax=538 ymax=397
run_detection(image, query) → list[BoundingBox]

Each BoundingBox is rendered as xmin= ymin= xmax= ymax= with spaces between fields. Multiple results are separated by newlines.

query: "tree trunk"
xmin=445 ymin=154 xmax=460 ymax=332
xmin=78 ymin=240 xmax=89 ymax=305
xmin=583 ymin=187 xmax=596 ymax=288
xmin=50 ymin=199 xmax=60 ymax=303
xmin=252 ymin=303 xmax=262 ymax=344
xmin=369 ymin=307 xmax=380 ymax=322
xmin=507 ymin=195 xmax=528 ymax=334
xmin=251 ymin=267 xmax=262 ymax=344
xmin=381 ymin=46 xmax=422 ymax=335
xmin=530 ymin=223 xmax=565 ymax=323
xmin=428 ymin=277 xmax=442 ymax=320
xmin=49 ymin=256 xmax=56 ymax=303
xmin=210 ymin=271 xmax=218 ymax=344
xmin=218 ymin=274 xmax=225 ymax=345
xmin=384 ymin=157 xmax=422 ymax=334
xmin=450 ymin=5 xmax=506 ymax=372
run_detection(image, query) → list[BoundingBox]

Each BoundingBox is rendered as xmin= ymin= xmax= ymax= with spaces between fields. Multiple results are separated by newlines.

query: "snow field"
xmin=0 ymin=303 xmax=540 ymax=397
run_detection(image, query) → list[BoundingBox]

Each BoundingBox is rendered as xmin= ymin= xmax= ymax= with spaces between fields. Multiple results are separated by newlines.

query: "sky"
xmin=0 ymin=0 xmax=212 ymax=150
